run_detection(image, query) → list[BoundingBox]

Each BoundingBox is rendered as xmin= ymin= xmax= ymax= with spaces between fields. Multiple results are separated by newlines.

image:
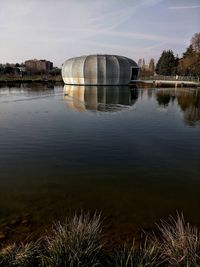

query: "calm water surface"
xmin=0 ymin=83 xmax=200 ymax=241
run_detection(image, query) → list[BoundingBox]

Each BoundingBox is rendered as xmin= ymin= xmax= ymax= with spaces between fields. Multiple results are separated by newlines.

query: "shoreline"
xmin=0 ymin=76 xmax=63 ymax=84
xmin=0 ymin=76 xmax=199 ymax=88
xmin=130 ymin=79 xmax=200 ymax=88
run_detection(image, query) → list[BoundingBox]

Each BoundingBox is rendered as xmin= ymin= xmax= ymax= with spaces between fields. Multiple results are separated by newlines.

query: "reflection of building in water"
xmin=21 ymin=83 xmax=54 ymax=90
xmin=63 ymin=85 xmax=138 ymax=112
xmin=0 ymin=83 xmax=54 ymax=98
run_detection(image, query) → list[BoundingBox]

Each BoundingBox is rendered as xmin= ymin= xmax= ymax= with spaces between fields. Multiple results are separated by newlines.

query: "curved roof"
xmin=62 ymin=55 xmax=138 ymax=85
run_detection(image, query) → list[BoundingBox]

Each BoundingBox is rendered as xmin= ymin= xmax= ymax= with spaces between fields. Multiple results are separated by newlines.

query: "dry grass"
xmin=0 ymin=212 xmax=200 ymax=267
xmin=154 ymin=213 xmax=200 ymax=266
xmin=112 ymin=237 xmax=161 ymax=267
xmin=41 ymin=212 xmax=108 ymax=267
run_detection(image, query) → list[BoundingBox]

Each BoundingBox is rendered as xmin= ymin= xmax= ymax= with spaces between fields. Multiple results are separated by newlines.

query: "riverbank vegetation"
xmin=0 ymin=63 xmax=62 ymax=83
xmin=0 ymin=74 xmax=62 ymax=83
xmin=0 ymin=212 xmax=199 ymax=267
xmin=139 ymin=32 xmax=200 ymax=80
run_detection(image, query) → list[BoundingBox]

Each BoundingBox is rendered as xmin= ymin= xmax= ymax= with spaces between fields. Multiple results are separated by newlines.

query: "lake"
xmin=0 ymin=83 xmax=200 ymax=243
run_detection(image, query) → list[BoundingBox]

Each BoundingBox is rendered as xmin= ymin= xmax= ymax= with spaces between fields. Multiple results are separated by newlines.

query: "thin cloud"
xmin=168 ymin=5 xmax=200 ymax=9
xmin=77 ymin=28 xmax=186 ymax=45
xmin=0 ymin=0 xmax=198 ymax=65
xmin=80 ymin=39 xmax=166 ymax=53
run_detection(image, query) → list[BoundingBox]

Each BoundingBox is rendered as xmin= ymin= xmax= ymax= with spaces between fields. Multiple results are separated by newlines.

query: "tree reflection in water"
xmin=63 ymin=85 xmax=200 ymax=125
xmin=156 ymin=92 xmax=171 ymax=107
xmin=156 ymin=88 xmax=200 ymax=126
xmin=177 ymin=89 xmax=200 ymax=126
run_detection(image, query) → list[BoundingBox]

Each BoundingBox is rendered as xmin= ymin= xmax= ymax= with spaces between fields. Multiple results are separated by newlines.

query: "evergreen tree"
xmin=156 ymin=50 xmax=177 ymax=75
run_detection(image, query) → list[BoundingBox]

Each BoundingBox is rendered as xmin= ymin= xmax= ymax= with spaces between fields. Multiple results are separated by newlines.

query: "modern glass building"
xmin=62 ymin=55 xmax=139 ymax=85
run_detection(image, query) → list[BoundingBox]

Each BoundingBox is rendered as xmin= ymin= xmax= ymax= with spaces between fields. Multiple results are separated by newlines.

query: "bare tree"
xmin=191 ymin=32 xmax=200 ymax=53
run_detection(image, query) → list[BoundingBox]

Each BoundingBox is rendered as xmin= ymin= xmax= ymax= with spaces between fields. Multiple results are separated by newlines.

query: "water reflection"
xmin=0 ymin=83 xmax=55 ymax=101
xmin=155 ymin=88 xmax=200 ymax=126
xmin=63 ymin=85 xmax=138 ymax=112
xmin=177 ymin=89 xmax=200 ymax=126
xmin=0 ymin=84 xmax=200 ymax=244
xmin=156 ymin=91 xmax=173 ymax=107
xmin=0 ymin=82 xmax=54 ymax=90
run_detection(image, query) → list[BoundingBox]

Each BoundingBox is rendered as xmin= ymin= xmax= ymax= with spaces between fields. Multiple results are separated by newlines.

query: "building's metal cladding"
xmin=62 ymin=55 xmax=139 ymax=85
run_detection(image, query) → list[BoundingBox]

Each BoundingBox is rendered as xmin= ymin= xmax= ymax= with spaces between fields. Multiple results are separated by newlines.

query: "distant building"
xmin=25 ymin=59 xmax=53 ymax=73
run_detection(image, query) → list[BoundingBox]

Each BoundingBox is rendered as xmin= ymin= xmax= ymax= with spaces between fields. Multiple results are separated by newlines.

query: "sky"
xmin=0 ymin=0 xmax=199 ymax=67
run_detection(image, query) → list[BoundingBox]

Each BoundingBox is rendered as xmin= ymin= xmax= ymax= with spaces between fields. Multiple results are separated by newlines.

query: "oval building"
xmin=62 ymin=55 xmax=139 ymax=85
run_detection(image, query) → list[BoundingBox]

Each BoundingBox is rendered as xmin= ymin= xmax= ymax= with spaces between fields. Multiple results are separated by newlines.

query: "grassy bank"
xmin=0 ymin=212 xmax=199 ymax=267
xmin=0 ymin=75 xmax=63 ymax=83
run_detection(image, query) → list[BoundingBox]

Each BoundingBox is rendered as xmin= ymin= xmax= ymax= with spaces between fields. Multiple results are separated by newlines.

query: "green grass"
xmin=0 ymin=212 xmax=200 ymax=267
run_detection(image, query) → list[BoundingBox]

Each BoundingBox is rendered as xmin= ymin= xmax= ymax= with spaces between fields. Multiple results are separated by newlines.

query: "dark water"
xmin=0 ymin=83 xmax=200 ymax=242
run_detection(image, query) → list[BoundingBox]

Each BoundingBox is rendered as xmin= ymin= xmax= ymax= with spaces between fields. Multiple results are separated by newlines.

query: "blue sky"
xmin=0 ymin=0 xmax=199 ymax=66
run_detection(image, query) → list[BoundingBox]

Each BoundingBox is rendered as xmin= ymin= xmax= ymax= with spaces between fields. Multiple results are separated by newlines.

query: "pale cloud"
xmin=0 ymin=0 xmax=199 ymax=65
xmin=80 ymin=39 xmax=166 ymax=54
xmin=78 ymin=29 xmax=186 ymax=45
xmin=168 ymin=5 xmax=200 ymax=9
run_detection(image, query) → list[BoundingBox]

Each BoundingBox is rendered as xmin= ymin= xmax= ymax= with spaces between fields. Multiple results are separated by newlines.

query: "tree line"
xmin=139 ymin=32 xmax=200 ymax=78
xmin=0 ymin=63 xmax=61 ymax=76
